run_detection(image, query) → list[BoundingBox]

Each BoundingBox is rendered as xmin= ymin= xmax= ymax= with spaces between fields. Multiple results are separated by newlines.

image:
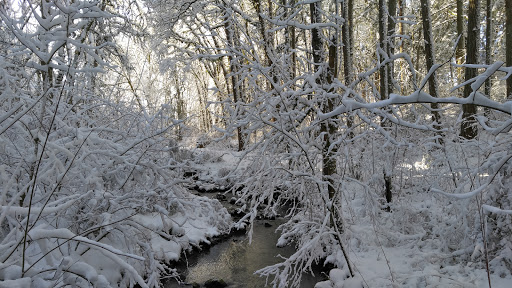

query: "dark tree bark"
xmin=223 ymin=11 xmax=245 ymax=151
xmin=251 ymin=0 xmax=277 ymax=88
xmin=342 ymin=0 xmax=355 ymax=139
xmin=342 ymin=0 xmax=353 ymax=86
xmin=386 ymin=0 xmax=396 ymax=96
xmin=507 ymin=0 xmax=512 ymax=98
xmin=310 ymin=1 xmax=323 ymax=76
xmin=309 ymin=0 xmax=340 ymax=234
xmin=379 ymin=0 xmax=395 ymax=208
xmin=456 ymin=0 xmax=465 ymax=83
xmin=283 ymin=0 xmax=296 ymax=81
xmin=420 ymin=0 xmax=442 ymax=137
xmin=398 ymin=0 xmax=406 ymax=92
xmin=324 ymin=36 xmax=338 ymax=213
xmin=379 ymin=0 xmax=388 ymax=101
xmin=484 ymin=0 xmax=492 ymax=118
xmin=460 ymin=0 xmax=479 ymax=139
xmin=310 ymin=0 xmax=336 ymax=202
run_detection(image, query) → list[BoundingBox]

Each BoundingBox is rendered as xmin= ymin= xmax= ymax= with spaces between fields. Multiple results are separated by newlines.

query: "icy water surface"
xmin=165 ymin=218 xmax=321 ymax=288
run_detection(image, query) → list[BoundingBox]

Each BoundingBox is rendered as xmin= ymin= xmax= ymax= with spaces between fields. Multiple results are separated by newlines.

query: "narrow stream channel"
xmin=165 ymin=190 xmax=322 ymax=287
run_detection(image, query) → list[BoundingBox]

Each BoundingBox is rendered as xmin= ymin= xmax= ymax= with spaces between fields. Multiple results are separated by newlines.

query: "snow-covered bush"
xmin=218 ymin=56 xmax=512 ymax=286
xmin=0 ymin=1 xmax=232 ymax=287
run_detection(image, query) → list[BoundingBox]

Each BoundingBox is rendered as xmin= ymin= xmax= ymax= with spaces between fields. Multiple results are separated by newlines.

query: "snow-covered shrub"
xmin=211 ymin=50 xmax=512 ymax=286
xmin=0 ymin=2 xmax=232 ymax=287
xmin=479 ymin=139 xmax=512 ymax=275
xmin=0 ymin=90 xmax=232 ymax=286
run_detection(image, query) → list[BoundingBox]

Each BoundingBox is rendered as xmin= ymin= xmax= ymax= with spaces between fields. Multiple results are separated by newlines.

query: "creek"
xmin=164 ymin=188 xmax=323 ymax=288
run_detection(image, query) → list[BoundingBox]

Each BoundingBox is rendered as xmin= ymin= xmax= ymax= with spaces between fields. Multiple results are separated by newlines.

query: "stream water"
xmin=165 ymin=192 xmax=322 ymax=287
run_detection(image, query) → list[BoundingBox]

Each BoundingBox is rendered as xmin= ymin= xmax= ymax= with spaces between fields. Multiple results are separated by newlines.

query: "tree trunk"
xmin=507 ymin=0 xmax=512 ymax=98
xmin=290 ymin=3 xmax=296 ymax=81
xmin=379 ymin=0 xmax=394 ymax=208
xmin=378 ymin=0 xmax=388 ymax=101
xmin=387 ymin=0 xmax=396 ymax=96
xmin=251 ymin=0 xmax=277 ymax=88
xmin=342 ymin=0 xmax=355 ymax=139
xmin=325 ymin=37 xmax=338 ymax=215
xmin=175 ymin=78 xmax=185 ymax=140
xmin=283 ymin=0 xmax=296 ymax=81
xmin=223 ymin=11 xmax=245 ymax=151
xmin=456 ymin=0 xmax=465 ymax=84
xmin=342 ymin=0 xmax=353 ymax=86
xmin=420 ymin=0 xmax=442 ymax=139
xmin=460 ymin=0 xmax=479 ymax=139
xmin=310 ymin=0 xmax=338 ymax=228
xmin=484 ymin=0 xmax=492 ymax=117
xmin=399 ymin=0 xmax=406 ymax=93
xmin=310 ymin=1 xmax=323 ymax=77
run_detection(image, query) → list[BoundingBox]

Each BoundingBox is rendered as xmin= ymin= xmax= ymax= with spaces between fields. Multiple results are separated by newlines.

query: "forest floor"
xmin=184 ymin=137 xmax=512 ymax=288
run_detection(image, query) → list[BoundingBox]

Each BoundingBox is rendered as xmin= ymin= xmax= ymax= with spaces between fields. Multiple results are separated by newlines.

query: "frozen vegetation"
xmin=1 ymin=0 xmax=512 ymax=287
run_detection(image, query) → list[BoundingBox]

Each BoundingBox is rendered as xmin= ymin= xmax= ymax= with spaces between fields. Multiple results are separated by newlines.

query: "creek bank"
xmin=163 ymin=184 xmax=246 ymax=287
xmin=163 ymin=183 xmax=328 ymax=288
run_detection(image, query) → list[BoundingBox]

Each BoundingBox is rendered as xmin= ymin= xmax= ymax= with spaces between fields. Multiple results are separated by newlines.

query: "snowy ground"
xmin=184 ymin=139 xmax=512 ymax=288
xmin=4 ymin=134 xmax=510 ymax=288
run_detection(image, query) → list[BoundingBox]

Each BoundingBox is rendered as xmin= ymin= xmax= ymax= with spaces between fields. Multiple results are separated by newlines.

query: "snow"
xmin=4 ymin=187 xmax=232 ymax=288
xmin=469 ymin=62 xmax=504 ymax=98
xmin=2 ymin=0 xmax=512 ymax=286
xmin=219 ymin=140 xmax=512 ymax=288
xmin=0 ymin=265 xmax=21 ymax=280
xmin=482 ymin=205 xmax=512 ymax=215
xmin=329 ymin=268 xmax=349 ymax=284
xmin=28 ymin=226 xmax=145 ymax=261
xmin=0 ymin=278 xmax=31 ymax=288
xmin=313 ymin=268 xmax=362 ymax=288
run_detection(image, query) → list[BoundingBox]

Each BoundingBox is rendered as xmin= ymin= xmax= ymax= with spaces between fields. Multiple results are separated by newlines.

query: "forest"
xmin=1 ymin=0 xmax=512 ymax=287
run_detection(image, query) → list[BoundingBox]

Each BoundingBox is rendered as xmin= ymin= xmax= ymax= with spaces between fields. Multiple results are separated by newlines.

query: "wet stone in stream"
xmin=204 ymin=279 xmax=228 ymax=288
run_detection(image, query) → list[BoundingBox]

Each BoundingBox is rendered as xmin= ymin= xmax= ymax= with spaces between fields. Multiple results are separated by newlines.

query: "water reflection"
xmin=167 ymin=219 xmax=319 ymax=287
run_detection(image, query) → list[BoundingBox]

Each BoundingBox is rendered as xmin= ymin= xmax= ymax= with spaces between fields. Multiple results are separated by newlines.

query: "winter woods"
xmin=1 ymin=0 xmax=512 ymax=287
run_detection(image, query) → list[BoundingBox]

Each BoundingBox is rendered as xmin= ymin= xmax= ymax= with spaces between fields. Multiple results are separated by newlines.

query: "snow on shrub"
xmin=0 ymin=2 xmax=232 ymax=286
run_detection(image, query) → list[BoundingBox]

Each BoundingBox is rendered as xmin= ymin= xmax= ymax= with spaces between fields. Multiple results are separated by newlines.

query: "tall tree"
xmin=310 ymin=1 xmax=323 ymax=77
xmin=342 ymin=0 xmax=355 ymax=139
xmin=420 ymin=0 xmax=442 ymax=136
xmin=342 ymin=0 xmax=353 ymax=86
xmin=398 ymin=0 xmax=406 ymax=92
xmin=251 ymin=0 xmax=277 ymax=88
xmin=283 ymin=0 xmax=296 ymax=81
xmin=460 ymin=0 xmax=479 ymax=139
xmin=387 ymin=0 xmax=397 ymax=95
xmin=484 ymin=0 xmax=493 ymax=120
xmin=456 ymin=0 xmax=465 ymax=83
xmin=378 ymin=0 xmax=395 ymax=208
xmin=378 ymin=0 xmax=397 ymax=99
xmin=310 ymin=0 xmax=340 ymax=231
xmin=485 ymin=0 xmax=492 ymax=102
xmin=223 ymin=7 xmax=245 ymax=151
xmin=507 ymin=0 xmax=512 ymax=98
xmin=310 ymin=0 xmax=335 ymax=203
xmin=379 ymin=0 xmax=388 ymax=101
